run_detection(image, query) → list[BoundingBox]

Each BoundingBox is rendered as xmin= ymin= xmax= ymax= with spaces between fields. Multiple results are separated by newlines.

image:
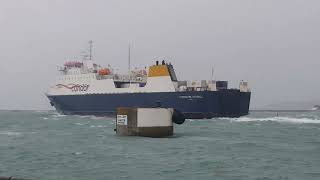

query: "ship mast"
xmin=211 ymin=66 xmax=216 ymax=81
xmin=89 ymin=40 xmax=93 ymax=61
xmin=81 ymin=40 xmax=94 ymax=72
xmin=128 ymin=44 xmax=131 ymax=75
xmin=128 ymin=44 xmax=132 ymax=84
xmin=211 ymin=66 xmax=215 ymax=81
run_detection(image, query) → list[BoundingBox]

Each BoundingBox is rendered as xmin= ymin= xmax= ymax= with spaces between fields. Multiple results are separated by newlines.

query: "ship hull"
xmin=47 ymin=90 xmax=251 ymax=119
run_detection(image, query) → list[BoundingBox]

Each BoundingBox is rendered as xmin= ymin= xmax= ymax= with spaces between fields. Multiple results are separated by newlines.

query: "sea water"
xmin=0 ymin=111 xmax=319 ymax=180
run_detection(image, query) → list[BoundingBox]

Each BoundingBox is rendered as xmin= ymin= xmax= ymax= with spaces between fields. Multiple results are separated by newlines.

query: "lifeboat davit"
xmin=98 ymin=68 xmax=111 ymax=75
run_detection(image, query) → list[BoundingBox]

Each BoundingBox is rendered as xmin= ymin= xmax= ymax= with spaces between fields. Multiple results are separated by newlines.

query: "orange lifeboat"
xmin=98 ymin=68 xmax=111 ymax=75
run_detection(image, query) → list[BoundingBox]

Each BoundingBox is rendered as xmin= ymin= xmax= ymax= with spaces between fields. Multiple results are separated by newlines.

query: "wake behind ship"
xmin=46 ymin=45 xmax=251 ymax=119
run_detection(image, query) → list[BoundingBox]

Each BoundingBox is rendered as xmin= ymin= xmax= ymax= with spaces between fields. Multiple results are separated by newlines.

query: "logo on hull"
xmin=55 ymin=84 xmax=90 ymax=92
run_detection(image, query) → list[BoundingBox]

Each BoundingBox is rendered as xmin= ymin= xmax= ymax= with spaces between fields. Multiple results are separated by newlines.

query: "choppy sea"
xmin=0 ymin=110 xmax=320 ymax=180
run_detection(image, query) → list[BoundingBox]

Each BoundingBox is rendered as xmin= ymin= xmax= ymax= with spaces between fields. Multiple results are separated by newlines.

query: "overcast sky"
xmin=0 ymin=0 xmax=319 ymax=110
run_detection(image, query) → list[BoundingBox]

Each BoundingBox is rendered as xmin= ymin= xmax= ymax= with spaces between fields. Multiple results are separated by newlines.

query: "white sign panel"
xmin=117 ymin=115 xmax=128 ymax=125
xmin=137 ymin=108 xmax=173 ymax=127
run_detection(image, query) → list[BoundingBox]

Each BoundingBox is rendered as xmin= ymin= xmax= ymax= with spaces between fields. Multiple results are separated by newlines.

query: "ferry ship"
xmin=46 ymin=43 xmax=251 ymax=119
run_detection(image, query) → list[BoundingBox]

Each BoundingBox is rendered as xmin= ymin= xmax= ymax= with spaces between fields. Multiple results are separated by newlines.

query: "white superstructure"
xmin=46 ymin=42 xmax=249 ymax=96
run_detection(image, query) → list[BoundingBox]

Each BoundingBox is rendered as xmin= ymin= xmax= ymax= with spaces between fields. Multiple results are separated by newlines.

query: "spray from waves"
xmin=223 ymin=116 xmax=320 ymax=124
xmin=296 ymin=113 xmax=320 ymax=120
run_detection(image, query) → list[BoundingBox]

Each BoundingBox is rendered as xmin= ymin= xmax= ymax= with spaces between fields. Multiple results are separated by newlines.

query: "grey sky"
xmin=0 ymin=0 xmax=319 ymax=110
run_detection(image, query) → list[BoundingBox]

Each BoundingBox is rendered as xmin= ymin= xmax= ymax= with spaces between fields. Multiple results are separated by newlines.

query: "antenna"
xmin=128 ymin=44 xmax=131 ymax=74
xmin=211 ymin=66 xmax=215 ymax=81
xmin=128 ymin=44 xmax=132 ymax=84
xmin=88 ymin=40 xmax=93 ymax=61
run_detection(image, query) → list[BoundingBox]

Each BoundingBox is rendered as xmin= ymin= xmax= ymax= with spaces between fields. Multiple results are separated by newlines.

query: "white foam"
xmin=226 ymin=116 xmax=320 ymax=124
xmin=51 ymin=114 xmax=67 ymax=118
xmin=88 ymin=124 xmax=107 ymax=128
xmin=0 ymin=131 xmax=22 ymax=136
xmin=72 ymin=152 xmax=84 ymax=156
xmin=78 ymin=115 xmax=91 ymax=119
xmin=90 ymin=116 xmax=107 ymax=120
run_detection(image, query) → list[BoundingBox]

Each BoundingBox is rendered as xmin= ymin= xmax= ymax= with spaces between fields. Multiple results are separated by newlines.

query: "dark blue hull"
xmin=47 ymin=90 xmax=251 ymax=119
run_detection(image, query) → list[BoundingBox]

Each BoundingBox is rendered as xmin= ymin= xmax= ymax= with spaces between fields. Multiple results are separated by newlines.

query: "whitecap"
xmin=0 ymin=131 xmax=22 ymax=136
xmin=72 ymin=152 xmax=84 ymax=156
xmin=51 ymin=114 xmax=67 ymax=118
xmin=228 ymin=116 xmax=320 ymax=124
xmin=75 ymin=115 xmax=91 ymax=119
xmin=90 ymin=116 xmax=107 ymax=120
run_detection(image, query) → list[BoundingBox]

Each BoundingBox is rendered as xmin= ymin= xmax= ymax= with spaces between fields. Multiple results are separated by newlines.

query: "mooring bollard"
xmin=116 ymin=107 xmax=184 ymax=137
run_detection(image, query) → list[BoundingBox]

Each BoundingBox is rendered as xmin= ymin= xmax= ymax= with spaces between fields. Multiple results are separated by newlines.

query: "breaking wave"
xmin=221 ymin=116 xmax=320 ymax=124
xmin=52 ymin=114 xmax=67 ymax=118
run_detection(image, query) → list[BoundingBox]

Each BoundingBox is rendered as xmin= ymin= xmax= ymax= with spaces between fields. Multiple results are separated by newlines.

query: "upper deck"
xmin=48 ymin=58 xmax=250 ymax=97
xmin=48 ymin=41 xmax=249 ymax=96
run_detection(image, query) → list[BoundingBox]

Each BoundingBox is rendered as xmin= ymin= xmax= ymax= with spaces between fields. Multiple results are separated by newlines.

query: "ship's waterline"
xmin=48 ymin=90 xmax=251 ymax=119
